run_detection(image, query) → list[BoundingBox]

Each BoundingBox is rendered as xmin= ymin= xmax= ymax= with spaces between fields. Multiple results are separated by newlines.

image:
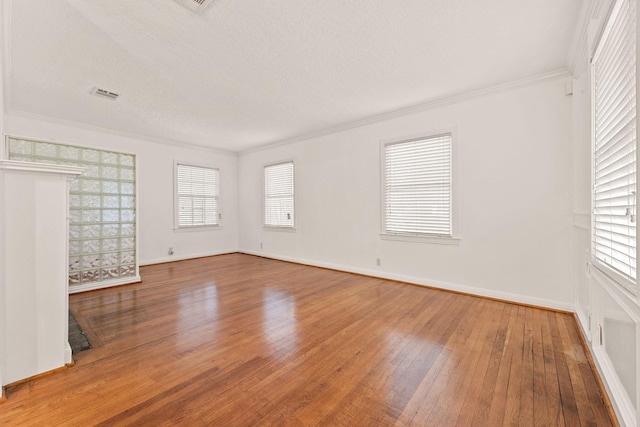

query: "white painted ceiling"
xmin=6 ymin=0 xmax=582 ymax=152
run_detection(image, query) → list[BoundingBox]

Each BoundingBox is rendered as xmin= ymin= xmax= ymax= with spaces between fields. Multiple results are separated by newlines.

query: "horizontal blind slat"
xmin=592 ymin=0 xmax=636 ymax=285
xmin=384 ymin=134 xmax=452 ymax=236
xmin=264 ymin=162 xmax=295 ymax=227
xmin=177 ymin=164 xmax=220 ymax=227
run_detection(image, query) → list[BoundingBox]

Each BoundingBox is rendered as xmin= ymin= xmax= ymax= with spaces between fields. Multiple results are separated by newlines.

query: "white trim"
xmin=587 ymin=259 xmax=640 ymax=426
xmin=0 ymin=159 xmax=84 ymax=177
xmin=173 ymin=160 xmax=222 ymax=230
xmin=173 ymin=225 xmax=223 ymax=233
xmin=566 ymin=0 xmax=591 ymax=75
xmin=5 ymin=133 xmax=137 ymax=157
xmin=263 ymin=160 xmax=296 ymax=229
xmin=592 ymin=0 xmax=628 ymax=63
xmin=239 ymin=249 xmax=574 ymax=312
xmin=133 ymin=154 xmax=140 ymax=283
xmin=4 ymin=109 xmax=237 ymax=156
xmin=263 ymin=226 xmax=297 ymax=233
xmin=4 ymin=44 xmax=566 ymax=158
xmin=263 ymin=159 xmax=297 ymax=169
xmin=576 ymin=304 xmax=592 ymax=342
xmin=68 ymin=275 xmax=141 ymax=294
xmin=590 ymin=263 xmax=640 ymax=319
xmin=139 ymin=249 xmax=238 ymax=266
xmin=591 ymin=257 xmax=639 ymax=303
xmin=380 ymin=128 xmax=459 ymax=240
xmin=592 ymin=345 xmax=637 ymax=427
xmin=380 ymin=233 xmax=461 ymax=245
xmin=240 ymin=69 xmax=570 ymax=155
xmin=64 ymin=342 xmax=72 ymax=365
xmin=566 ymin=0 xmax=609 ymax=75
xmin=573 ymin=211 xmax=590 ymax=230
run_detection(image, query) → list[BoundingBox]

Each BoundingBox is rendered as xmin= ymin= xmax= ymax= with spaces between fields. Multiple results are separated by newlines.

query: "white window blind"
xmin=384 ymin=134 xmax=452 ymax=236
xmin=176 ymin=164 xmax=220 ymax=227
xmin=264 ymin=162 xmax=294 ymax=228
xmin=592 ymin=0 xmax=637 ymax=288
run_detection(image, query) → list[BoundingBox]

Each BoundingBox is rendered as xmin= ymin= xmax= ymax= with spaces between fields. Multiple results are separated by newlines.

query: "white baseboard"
xmin=64 ymin=341 xmax=72 ymax=365
xmin=580 ymin=266 xmax=639 ymax=427
xmin=575 ymin=305 xmax=592 ymax=341
xmin=68 ymin=275 xmax=142 ymax=294
xmin=139 ymin=249 xmax=238 ymax=267
xmin=239 ymin=249 xmax=574 ymax=312
xmin=570 ymin=309 xmax=633 ymax=426
xmin=591 ymin=347 xmax=637 ymax=427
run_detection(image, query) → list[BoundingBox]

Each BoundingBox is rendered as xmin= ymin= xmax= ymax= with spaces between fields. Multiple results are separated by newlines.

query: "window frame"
xmin=589 ymin=0 xmax=638 ymax=295
xmin=263 ymin=160 xmax=296 ymax=231
xmin=380 ymin=129 xmax=460 ymax=245
xmin=174 ymin=161 xmax=222 ymax=231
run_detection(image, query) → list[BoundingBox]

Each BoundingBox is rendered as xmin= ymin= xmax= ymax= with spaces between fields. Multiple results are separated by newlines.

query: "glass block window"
xmin=6 ymin=137 xmax=137 ymax=288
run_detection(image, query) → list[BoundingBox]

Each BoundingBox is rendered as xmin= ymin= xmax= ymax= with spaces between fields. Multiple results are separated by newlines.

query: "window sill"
xmin=589 ymin=258 xmax=637 ymax=298
xmin=174 ymin=225 xmax=222 ymax=233
xmin=380 ymin=233 xmax=461 ymax=245
xmin=263 ymin=226 xmax=296 ymax=233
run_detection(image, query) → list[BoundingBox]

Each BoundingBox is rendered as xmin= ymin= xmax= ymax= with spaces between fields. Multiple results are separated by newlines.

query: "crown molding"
xmin=5 ymin=108 xmax=237 ymax=156
xmin=3 ymin=1 xmax=235 ymax=156
xmin=240 ymin=69 xmax=571 ymax=155
xmin=4 ymin=70 xmax=570 ymax=160
xmin=566 ymin=0 xmax=593 ymax=76
xmin=3 ymin=0 xmax=576 ymax=158
xmin=566 ymin=0 xmax=610 ymax=76
xmin=6 ymin=68 xmax=570 ymax=159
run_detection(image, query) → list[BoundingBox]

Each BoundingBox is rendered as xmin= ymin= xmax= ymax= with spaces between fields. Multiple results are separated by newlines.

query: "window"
xmin=6 ymin=137 xmax=138 ymax=290
xmin=383 ymin=133 xmax=453 ymax=238
xmin=591 ymin=0 xmax=637 ymax=291
xmin=264 ymin=162 xmax=295 ymax=228
xmin=176 ymin=163 xmax=220 ymax=228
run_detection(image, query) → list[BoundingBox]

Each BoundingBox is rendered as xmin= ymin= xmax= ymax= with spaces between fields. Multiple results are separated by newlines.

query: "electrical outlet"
xmin=260 ymin=242 xmax=263 ymax=249
xmin=376 ymin=258 xmax=381 ymax=266
xmin=598 ymin=324 xmax=603 ymax=346
xmin=168 ymin=247 xmax=174 ymax=256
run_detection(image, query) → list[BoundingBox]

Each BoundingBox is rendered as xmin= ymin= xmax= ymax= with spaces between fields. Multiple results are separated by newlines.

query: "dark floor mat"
xmin=69 ymin=311 xmax=92 ymax=354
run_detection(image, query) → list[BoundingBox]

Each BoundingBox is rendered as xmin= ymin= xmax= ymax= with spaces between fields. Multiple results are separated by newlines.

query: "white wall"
xmin=0 ymin=130 xmax=4 ymax=394
xmin=0 ymin=0 xmax=6 ymax=395
xmin=4 ymin=113 xmax=239 ymax=266
xmin=239 ymin=75 xmax=574 ymax=309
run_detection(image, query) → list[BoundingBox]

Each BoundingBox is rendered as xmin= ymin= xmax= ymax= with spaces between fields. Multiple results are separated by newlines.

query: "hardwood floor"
xmin=1 ymin=254 xmax=616 ymax=426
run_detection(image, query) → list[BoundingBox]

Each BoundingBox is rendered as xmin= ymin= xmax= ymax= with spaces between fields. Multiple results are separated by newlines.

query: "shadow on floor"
xmin=69 ymin=311 xmax=92 ymax=354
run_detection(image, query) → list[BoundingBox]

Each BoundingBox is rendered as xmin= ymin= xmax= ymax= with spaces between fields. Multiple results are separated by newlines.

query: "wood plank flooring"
xmin=0 ymin=253 xmax=616 ymax=426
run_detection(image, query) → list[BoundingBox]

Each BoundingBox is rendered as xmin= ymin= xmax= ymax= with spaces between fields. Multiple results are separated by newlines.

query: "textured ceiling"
xmin=6 ymin=0 xmax=581 ymax=152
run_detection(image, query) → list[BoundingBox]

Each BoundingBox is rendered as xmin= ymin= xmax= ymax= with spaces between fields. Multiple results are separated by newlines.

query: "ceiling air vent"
xmin=90 ymin=87 xmax=119 ymax=101
xmin=172 ymin=0 xmax=217 ymax=14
